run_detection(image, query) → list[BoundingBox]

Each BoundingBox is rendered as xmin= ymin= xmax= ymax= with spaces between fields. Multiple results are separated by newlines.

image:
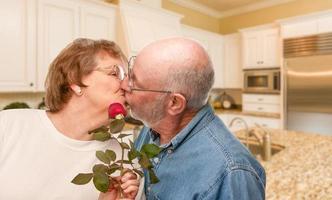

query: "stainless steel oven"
xmin=243 ymin=68 xmax=280 ymax=94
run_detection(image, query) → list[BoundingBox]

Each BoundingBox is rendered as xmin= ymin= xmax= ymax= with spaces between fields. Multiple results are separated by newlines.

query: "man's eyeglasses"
xmin=127 ymin=56 xmax=172 ymax=94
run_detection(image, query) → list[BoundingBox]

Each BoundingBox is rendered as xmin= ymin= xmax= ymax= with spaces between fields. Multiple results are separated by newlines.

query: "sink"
xmin=238 ymin=137 xmax=285 ymax=160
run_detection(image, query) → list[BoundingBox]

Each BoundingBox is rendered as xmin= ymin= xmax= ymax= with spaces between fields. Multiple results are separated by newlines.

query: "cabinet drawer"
xmin=243 ymin=94 xmax=280 ymax=104
xmin=248 ymin=116 xmax=281 ymax=129
xmin=243 ymin=103 xmax=280 ymax=113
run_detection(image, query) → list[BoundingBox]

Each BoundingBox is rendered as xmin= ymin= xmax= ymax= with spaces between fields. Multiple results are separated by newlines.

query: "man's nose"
xmin=120 ymin=76 xmax=131 ymax=92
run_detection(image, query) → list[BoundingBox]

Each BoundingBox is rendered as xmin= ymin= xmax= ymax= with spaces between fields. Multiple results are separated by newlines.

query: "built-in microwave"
xmin=243 ymin=68 xmax=280 ymax=94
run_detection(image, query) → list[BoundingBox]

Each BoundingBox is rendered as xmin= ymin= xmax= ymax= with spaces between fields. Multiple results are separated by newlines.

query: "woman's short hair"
xmin=45 ymin=38 xmax=127 ymax=112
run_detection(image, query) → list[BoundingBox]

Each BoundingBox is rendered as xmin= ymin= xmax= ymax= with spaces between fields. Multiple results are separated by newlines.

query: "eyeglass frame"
xmin=127 ymin=56 xmax=172 ymax=94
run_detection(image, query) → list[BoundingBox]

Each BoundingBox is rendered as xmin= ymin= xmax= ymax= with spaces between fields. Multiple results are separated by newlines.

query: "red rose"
xmin=108 ymin=103 xmax=127 ymax=119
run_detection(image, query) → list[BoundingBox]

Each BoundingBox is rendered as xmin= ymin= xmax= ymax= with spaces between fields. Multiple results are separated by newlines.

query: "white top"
xmin=0 ymin=109 xmax=143 ymax=200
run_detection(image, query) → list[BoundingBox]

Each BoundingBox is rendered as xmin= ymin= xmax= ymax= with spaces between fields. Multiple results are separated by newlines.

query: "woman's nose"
xmin=120 ymin=76 xmax=131 ymax=92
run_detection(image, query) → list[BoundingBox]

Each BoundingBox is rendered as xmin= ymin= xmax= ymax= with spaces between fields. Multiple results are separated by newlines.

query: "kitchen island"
xmin=236 ymin=129 xmax=332 ymax=199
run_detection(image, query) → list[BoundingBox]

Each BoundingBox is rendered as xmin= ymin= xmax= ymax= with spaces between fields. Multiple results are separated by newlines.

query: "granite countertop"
xmin=214 ymin=108 xmax=280 ymax=119
xmin=237 ymin=129 xmax=332 ymax=199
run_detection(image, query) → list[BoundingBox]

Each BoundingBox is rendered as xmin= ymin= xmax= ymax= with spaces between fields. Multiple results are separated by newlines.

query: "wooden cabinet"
xmin=120 ymin=0 xmax=182 ymax=55
xmin=223 ymin=33 xmax=242 ymax=88
xmin=0 ymin=0 xmax=36 ymax=92
xmin=241 ymin=26 xmax=280 ymax=69
xmin=279 ymin=10 xmax=332 ymax=38
xmin=242 ymin=94 xmax=280 ymax=114
xmin=182 ymin=25 xmax=224 ymax=88
xmin=37 ymin=0 xmax=117 ymax=91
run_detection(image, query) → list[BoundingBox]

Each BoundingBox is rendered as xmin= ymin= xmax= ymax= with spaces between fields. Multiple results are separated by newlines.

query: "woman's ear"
xmin=167 ymin=93 xmax=187 ymax=116
xmin=70 ymin=84 xmax=83 ymax=96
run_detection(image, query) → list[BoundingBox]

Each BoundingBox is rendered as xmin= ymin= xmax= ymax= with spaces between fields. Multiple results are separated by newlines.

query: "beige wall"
xmin=162 ymin=0 xmax=220 ymax=33
xmin=219 ymin=0 xmax=332 ymax=34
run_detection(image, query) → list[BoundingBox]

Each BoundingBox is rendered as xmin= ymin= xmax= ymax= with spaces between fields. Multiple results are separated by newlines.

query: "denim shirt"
xmin=134 ymin=105 xmax=266 ymax=200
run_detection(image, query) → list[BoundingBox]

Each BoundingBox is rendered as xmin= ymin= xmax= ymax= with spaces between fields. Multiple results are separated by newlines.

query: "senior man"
xmin=121 ymin=37 xmax=266 ymax=200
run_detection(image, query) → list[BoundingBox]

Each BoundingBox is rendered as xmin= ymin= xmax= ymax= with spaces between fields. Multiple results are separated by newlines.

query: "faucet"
xmin=228 ymin=117 xmax=250 ymax=148
xmin=228 ymin=117 xmax=272 ymax=161
xmin=251 ymin=124 xmax=272 ymax=161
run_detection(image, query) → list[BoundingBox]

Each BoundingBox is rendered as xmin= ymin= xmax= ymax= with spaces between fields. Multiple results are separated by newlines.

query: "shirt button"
xmin=167 ymin=149 xmax=173 ymax=154
xmin=154 ymin=157 xmax=159 ymax=163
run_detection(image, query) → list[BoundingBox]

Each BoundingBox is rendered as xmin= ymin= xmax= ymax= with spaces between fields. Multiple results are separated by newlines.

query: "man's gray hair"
xmin=165 ymin=56 xmax=215 ymax=110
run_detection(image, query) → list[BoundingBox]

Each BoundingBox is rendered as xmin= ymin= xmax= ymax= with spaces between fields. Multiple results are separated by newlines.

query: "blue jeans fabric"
xmin=134 ymin=104 xmax=266 ymax=200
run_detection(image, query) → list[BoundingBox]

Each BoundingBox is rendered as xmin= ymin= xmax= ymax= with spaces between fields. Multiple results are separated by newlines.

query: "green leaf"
xmin=128 ymin=150 xmax=137 ymax=161
xmin=138 ymin=153 xmax=152 ymax=169
xmin=71 ymin=173 xmax=93 ymax=185
xmin=93 ymin=172 xmax=110 ymax=193
xmin=105 ymin=149 xmax=116 ymax=161
xmin=116 ymin=160 xmax=133 ymax=164
xmin=142 ymin=144 xmax=162 ymax=158
xmin=133 ymin=169 xmax=144 ymax=177
xmin=120 ymin=142 xmax=130 ymax=149
xmin=109 ymin=119 xmax=125 ymax=133
xmin=117 ymin=133 xmax=132 ymax=139
xmin=89 ymin=126 xmax=108 ymax=134
xmin=92 ymin=131 xmax=111 ymax=142
xmin=109 ymin=163 xmax=121 ymax=174
xmin=148 ymin=169 xmax=159 ymax=184
xmin=93 ymin=164 xmax=109 ymax=174
xmin=96 ymin=151 xmax=110 ymax=164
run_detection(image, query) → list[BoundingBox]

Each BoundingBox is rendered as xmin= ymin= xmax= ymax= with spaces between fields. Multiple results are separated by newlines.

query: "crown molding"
xmin=170 ymin=0 xmax=295 ymax=19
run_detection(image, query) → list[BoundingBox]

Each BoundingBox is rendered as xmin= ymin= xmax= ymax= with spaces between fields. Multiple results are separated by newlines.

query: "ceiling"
xmin=192 ymin=0 xmax=264 ymax=12
xmin=170 ymin=0 xmax=294 ymax=18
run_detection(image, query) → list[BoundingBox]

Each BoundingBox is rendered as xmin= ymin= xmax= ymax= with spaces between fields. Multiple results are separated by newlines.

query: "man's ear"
xmin=167 ymin=93 xmax=187 ymax=116
xmin=70 ymin=84 xmax=83 ymax=96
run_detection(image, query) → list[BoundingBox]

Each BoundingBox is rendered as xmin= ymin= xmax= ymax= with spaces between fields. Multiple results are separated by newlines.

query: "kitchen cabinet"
xmin=241 ymin=26 xmax=280 ymax=69
xmin=0 ymin=0 xmax=36 ymax=92
xmin=242 ymin=94 xmax=280 ymax=114
xmin=0 ymin=0 xmax=118 ymax=92
xmin=119 ymin=0 xmax=182 ymax=56
xmin=218 ymin=113 xmax=281 ymax=130
xmin=223 ymin=33 xmax=242 ymax=88
xmin=181 ymin=25 xmax=224 ymax=88
xmin=279 ymin=10 xmax=332 ymax=38
xmin=37 ymin=0 xmax=117 ymax=91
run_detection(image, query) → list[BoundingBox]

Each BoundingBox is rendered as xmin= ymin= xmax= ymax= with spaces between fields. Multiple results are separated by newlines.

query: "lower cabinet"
xmin=217 ymin=113 xmax=281 ymax=131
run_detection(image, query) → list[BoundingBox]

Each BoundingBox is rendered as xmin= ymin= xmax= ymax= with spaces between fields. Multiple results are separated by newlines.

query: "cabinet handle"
xmin=262 ymin=124 xmax=267 ymax=127
xmin=258 ymin=107 xmax=263 ymax=110
xmin=258 ymin=98 xmax=263 ymax=101
xmin=29 ymin=82 xmax=34 ymax=87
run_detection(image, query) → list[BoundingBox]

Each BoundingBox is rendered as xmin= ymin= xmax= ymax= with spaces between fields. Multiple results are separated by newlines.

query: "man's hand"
xmin=98 ymin=171 xmax=139 ymax=200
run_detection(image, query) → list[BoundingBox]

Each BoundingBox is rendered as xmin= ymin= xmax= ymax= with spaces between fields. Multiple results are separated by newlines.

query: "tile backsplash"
xmin=0 ymin=93 xmax=45 ymax=110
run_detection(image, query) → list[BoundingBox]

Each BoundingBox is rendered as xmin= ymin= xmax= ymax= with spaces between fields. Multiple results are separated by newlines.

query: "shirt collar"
xmin=148 ymin=104 xmax=215 ymax=150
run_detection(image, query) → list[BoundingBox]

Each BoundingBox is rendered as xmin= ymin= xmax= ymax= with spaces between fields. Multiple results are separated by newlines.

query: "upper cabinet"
xmin=0 ymin=0 xmax=36 ymax=92
xmin=240 ymin=25 xmax=280 ymax=70
xmin=119 ymin=0 xmax=183 ymax=56
xmin=279 ymin=10 xmax=332 ymax=39
xmin=37 ymin=0 xmax=117 ymax=91
xmin=181 ymin=25 xmax=224 ymax=88
xmin=223 ymin=33 xmax=242 ymax=88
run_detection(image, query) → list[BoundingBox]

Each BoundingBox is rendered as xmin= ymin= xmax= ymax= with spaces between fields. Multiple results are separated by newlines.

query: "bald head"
xmin=136 ymin=37 xmax=215 ymax=110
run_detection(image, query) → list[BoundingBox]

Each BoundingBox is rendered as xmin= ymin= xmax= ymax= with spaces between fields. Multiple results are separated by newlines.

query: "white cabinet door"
xmin=242 ymin=27 xmax=280 ymax=69
xmin=243 ymin=32 xmax=261 ymax=69
xmin=37 ymin=0 xmax=79 ymax=91
xmin=262 ymin=28 xmax=280 ymax=67
xmin=80 ymin=2 xmax=117 ymax=41
xmin=223 ymin=33 xmax=242 ymax=88
xmin=0 ymin=0 xmax=36 ymax=92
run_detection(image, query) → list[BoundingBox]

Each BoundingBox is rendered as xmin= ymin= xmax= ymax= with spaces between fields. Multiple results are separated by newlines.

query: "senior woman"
xmin=0 ymin=38 xmax=141 ymax=199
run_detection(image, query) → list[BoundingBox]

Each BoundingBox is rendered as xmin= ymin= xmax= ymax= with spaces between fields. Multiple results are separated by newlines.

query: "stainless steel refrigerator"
xmin=284 ymin=33 xmax=332 ymax=136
